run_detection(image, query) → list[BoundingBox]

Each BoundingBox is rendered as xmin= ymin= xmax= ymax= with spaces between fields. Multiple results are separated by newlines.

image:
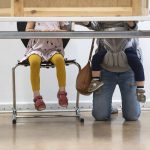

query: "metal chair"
xmin=12 ymin=22 xmax=84 ymax=124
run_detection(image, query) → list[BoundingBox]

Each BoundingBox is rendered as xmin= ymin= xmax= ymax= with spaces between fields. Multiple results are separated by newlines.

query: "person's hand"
xmin=49 ymin=29 xmax=67 ymax=32
xmin=127 ymin=21 xmax=135 ymax=27
xmin=127 ymin=21 xmax=136 ymax=28
xmin=26 ymin=29 xmax=41 ymax=32
xmin=26 ymin=29 xmax=35 ymax=32
xmin=42 ymin=29 xmax=50 ymax=32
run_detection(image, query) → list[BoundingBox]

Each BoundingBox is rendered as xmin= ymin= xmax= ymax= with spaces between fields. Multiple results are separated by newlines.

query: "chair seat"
xmin=18 ymin=59 xmax=76 ymax=67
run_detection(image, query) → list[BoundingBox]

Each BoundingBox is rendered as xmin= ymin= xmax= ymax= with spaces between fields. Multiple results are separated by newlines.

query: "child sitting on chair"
xmin=23 ymin=21 xmax=70 ymax=111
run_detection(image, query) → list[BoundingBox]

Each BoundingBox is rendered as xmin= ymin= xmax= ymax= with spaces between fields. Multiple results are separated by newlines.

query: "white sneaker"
xmin=88 ymin=80 xmax=104 ymax=92
xmin=136 ymin=88 xmax=146 ymax=103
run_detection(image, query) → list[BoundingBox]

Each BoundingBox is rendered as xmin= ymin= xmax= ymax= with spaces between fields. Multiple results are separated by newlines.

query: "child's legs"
xmin=28 ymin=54 xmax=41 ymax=96
xmin=125 ymin=47 xmax=145 ymax=86
xmin=92 ymin=48 xmax=107 ymax=77
xmin=49 ymin=53 xmax=66 ymax=91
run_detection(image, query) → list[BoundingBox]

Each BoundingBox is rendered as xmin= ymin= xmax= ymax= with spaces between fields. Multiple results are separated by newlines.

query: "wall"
xmin=0 ymin=21 xmax=149 ymax=110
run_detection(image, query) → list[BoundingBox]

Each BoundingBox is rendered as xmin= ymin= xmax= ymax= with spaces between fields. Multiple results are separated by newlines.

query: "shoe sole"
xmin=35 ymin=105 xmax=46 ymax=111
xmin=59 ymin=105 xmax=68 ymax=108
xmin=35 ymin=107 xmax=46 ymax=111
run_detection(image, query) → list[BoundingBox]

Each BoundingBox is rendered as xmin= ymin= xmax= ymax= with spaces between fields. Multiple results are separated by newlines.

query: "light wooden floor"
xmin=0 ymin=111 xmax=150 ymax=150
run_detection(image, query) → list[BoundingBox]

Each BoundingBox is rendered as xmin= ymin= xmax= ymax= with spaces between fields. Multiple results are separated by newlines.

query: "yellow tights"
xmin=28 ymin=54 xmax=66 ymax=93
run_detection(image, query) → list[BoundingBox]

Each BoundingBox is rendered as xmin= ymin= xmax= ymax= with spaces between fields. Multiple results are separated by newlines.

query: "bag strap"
xmin=88 ymin=38 xmax=95 ymax=61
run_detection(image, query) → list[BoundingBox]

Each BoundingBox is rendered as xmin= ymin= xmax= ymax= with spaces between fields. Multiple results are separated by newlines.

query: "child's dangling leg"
xmin=50 ymin=53 xmax=68 ymax=107
xmin=125 ymin=47 xmax=146 ymax=103
xmin=29 ymin=54 xmax=46 ymax=111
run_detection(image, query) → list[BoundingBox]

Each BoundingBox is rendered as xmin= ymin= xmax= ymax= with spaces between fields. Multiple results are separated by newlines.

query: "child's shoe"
xmin=33 ymin=95 xmax=46 ymax=111
xmin=88 ymin=79 xmax=104 ymax=93
xmin=57 ymin=91 xmax=68 ymax=107
xmin=136 ymin=88 xmax=146 ymax=103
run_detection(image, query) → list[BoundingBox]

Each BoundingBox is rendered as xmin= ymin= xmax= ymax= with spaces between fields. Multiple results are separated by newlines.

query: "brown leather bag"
xmin=76 ymin=39 xmax=95 ymax=95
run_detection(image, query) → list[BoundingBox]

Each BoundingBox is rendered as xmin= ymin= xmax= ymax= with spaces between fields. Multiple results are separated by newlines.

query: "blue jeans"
xmin=92 ymin=69 xmax=141 ymax=121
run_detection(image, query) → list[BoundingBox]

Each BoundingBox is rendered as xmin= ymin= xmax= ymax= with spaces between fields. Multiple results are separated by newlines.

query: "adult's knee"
xmin=92 ymin=110 xmax=110 ymax=121
xmin=123 ymin=112 xmax=140 ymax=121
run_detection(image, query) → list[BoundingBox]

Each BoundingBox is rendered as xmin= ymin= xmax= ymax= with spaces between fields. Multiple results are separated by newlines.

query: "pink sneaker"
xmin=57 ymin=91 xmax=68 ymax=107
xmin=33 ymin=95 xmax=46 ymax=111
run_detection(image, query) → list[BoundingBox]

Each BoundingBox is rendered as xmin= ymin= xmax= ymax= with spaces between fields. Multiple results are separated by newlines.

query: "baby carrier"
xmin=100 ymin=38 xmax=142 ymax=72
xmin=94 ymin=22 xmax=142 ymax=72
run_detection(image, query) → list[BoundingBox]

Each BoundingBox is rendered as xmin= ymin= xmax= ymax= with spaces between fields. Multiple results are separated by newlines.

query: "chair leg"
xmin=69 ymin=61 xmax=84 ymax=123
xmin=12 ymin=65 xmax=18 ymax=124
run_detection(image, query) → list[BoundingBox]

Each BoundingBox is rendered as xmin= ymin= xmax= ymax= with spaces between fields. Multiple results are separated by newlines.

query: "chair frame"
xmin=12 ymin=59 xmax=84 ymax=124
